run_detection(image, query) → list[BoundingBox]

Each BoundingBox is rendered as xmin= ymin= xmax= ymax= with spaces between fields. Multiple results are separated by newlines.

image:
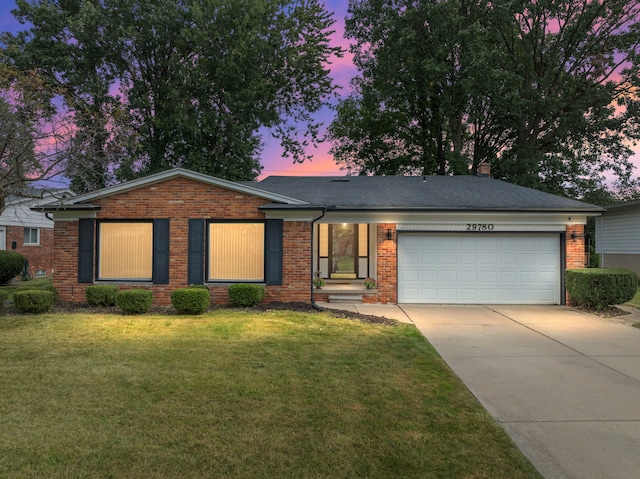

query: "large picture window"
xmin=208 ymin=222 xmax=264 ymax=281
xmin=98 ymin=222 xmax=153 ymax=280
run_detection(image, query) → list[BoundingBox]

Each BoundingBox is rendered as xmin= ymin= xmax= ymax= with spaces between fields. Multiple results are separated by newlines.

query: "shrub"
xmin=15 ymin=283 xmax=59 ymax=303
xmin=13 ymin=290 xmax=55 ymax=314
xmin=0 ymin=290 xmax=7 ymax=306
xmin=86 ymin=285 xmax=119 ymax=307
xmin=171 ymin=287 xmax=210 ymax=314
xmin=0 ymin=251 xmax=26 ymax=285
xmin=566 ymin=268 xmax=638 ymax=310
xmin=116 ymin=289 xmax=153 ymax=314
xmin=228 ymin=283 xmax=266 ymax=307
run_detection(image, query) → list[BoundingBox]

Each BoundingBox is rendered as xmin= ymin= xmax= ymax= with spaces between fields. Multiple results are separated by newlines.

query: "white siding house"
xmin=595 ymin=201 xmax=640 ymax=274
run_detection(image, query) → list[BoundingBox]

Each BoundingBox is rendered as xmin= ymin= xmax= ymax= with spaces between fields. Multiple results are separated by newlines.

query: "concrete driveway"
xmin=400 ymin=304 xmax=640 ymax=479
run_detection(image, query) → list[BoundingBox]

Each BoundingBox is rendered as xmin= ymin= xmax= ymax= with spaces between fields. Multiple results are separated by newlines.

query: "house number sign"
xmin=466 ymin=223 xmax=494 ymax=231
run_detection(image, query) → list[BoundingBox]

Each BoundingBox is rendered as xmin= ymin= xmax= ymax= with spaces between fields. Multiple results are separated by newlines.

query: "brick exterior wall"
xmin=371 ymin=223 xmax=397 ymax=304
xmin=53 ymin=177 xmax=312 ymax=305
xmin=565 ymin=224 xmax=587 ymax=304
xmin=6 ymin=225 xmax=54 ymax=277
xmin=51 ymin=174 xmax=588 ymax=306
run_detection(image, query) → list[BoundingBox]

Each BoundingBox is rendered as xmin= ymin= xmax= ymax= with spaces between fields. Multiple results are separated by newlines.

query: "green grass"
xmin=0 ymin=277 xmax=54 ymax=302
xmin=625 ymin=286 xmax=640 ymax=309
xmin=0 ymin=310 xmax=541 ymax=478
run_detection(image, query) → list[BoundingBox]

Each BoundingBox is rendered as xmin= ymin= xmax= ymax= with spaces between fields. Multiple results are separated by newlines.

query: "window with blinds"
xmin=208 ymin=223 xmax=264 ymax=281
xmin=98 ymin=222 xmax=153 ymax=280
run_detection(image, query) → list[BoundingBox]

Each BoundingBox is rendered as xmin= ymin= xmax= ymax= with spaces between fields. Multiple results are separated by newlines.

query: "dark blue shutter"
xmin=188 ymin=219 xmax=205 ymax=285
xmin=78 ymin=218 xmax=94 ymax=283
xmin=264 ymin=219 xmax=283 ymax=285
xmin=152 ymin=219 xmax=170 ymax=284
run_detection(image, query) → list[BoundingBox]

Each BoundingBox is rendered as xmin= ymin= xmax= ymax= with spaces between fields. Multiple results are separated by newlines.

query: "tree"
xmin=0 ymin=63 xmax=71 ymax=214
xmin=330 ymin=0 xmax=640 ymax=198
xmin=2 ymin=0 xmax=342 ymax=189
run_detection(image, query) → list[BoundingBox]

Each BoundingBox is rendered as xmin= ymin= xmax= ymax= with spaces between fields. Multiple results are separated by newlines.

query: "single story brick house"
xmin=2 ymin=190 xmax=73 ymax=279
xmin=35 ymin=168 xmax=603 ymax=306
xmin=594 ymin=201 xmax=640 ymax=274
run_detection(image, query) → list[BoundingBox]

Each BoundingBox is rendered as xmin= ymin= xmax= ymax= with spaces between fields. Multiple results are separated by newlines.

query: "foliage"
xmin=16 ymin=284 xmax=59 ymax=303
xmin=85 ymin=285 xmax=119 ymax=307
xmin=228 ymin=283 xmax=266 ymax=307
xmin=0 ymin=63 xmax=72 ymax=214
xmin=588 ymin=244 xmax=600 ymax=268
xmin=313 ymin=277 xmax=326 ymax=288
xmin=0 ymin=290 xmax=7 ymax=305
xmin=3 ymin=0 xmax=342 ymax=190
xmin=363 ymin=278 xmax=376 ymax=289
xmin=0 ymin=251 xmax=26 ymax=285
xmin=331 ymin=0 xmax=640 ymax=198
xmin=115 ymin=289 xmax=153 ymax=314
xmin=170 ymin=287 xmax=210 ymax=315
xmin=566 ymin=268 xmax=638 ymax=309
xmin=12 ymin=289 xmax=54 ymax=313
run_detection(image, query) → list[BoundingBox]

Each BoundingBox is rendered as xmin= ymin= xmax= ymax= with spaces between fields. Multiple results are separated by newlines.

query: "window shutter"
xmin=264 ymin=219 xmax=283 ymax=286
xmin=152 ymin=219 xmax=170 ymax=284
xmin=78 ymin=219 xmax=94 ymax=283
xmin=188 ymin=219 xmax=205 ymax=285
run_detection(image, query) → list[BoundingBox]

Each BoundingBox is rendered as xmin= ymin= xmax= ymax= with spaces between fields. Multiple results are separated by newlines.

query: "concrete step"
xmin=328 ymin=295 xmax=363 ymax=304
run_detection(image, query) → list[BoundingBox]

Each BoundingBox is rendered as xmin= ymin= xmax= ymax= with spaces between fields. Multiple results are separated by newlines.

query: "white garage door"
xmin=398 ymin=233 xmax=560 ymax=304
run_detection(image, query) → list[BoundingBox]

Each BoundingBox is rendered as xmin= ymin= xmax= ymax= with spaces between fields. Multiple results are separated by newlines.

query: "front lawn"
xmin=0 ymin=310 xmax=540 ymax=478
xmin=0 ymin=277 xmax=53 ymax=302
xmin=625 ymin=286 xmax=640 ymax=309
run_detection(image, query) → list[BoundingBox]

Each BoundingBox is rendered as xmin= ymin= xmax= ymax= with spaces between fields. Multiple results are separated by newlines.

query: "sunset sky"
xmin=1 ymin=0 xmax=638 ymax=182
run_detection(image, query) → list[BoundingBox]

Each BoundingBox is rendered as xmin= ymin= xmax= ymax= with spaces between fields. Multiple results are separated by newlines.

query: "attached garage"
xmin=398 ymin=233 xmax=562 ymax=304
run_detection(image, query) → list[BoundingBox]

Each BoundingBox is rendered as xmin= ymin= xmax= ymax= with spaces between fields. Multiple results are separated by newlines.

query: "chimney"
xmin=477 ymin=162 xmax=491 ymax=177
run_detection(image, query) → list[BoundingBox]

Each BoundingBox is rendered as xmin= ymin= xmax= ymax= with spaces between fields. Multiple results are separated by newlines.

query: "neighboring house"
xmin=1 ymin=190 xmax=73 ymax=279
xmin=595 ymin=201 xmax=640 ymax=274
xmin=35 ymin=168 xmax=602 ymax=306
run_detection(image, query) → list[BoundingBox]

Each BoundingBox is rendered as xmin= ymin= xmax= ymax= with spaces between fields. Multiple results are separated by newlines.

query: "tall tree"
xmin=0 ymin=63 xmax=71 ymax=214
xmin=2 ymin=0 xmax=342 ymax=189
xmin=330 ymin=0 xmax=640 ymax=198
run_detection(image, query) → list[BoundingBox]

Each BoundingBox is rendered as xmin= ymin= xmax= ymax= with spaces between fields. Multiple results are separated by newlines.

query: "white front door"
xmin=0 ymin=226 xmax=5 ymax=250
xmin=398 ymin=233 xmax=561 ymax=304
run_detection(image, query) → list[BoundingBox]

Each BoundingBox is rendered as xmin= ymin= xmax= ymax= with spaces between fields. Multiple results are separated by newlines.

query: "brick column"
xmin=376 ymin=224 xmax=397 ymax=304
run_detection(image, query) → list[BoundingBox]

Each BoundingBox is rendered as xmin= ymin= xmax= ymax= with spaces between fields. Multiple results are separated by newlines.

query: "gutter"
xmin=310 ymin=207 xmax=327 ymax=311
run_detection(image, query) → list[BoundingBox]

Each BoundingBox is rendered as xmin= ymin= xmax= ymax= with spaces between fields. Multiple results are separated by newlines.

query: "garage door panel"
xmin=398 ymin=233 xmax=560 ymax=304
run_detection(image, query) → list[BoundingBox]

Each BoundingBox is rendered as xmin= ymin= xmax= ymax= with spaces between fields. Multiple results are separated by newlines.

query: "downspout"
xmin=311 ymin=207 xmax=327 ymax=311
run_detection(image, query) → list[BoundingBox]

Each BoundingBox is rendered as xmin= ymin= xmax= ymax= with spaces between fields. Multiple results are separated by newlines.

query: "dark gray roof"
xmin=248 ymin=175 xmax=603 ymax=212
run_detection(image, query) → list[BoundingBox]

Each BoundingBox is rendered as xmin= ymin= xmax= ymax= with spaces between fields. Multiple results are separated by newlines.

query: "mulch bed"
xmin=1 ymin=301 xmax=399 ymax=326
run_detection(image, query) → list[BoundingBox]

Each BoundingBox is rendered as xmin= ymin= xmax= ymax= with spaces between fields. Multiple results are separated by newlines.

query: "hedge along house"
xmin=35 ymin=168 xmax=603 ymax=306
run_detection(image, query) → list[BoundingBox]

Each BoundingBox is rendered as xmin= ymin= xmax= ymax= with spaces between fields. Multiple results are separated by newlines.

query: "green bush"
xmin=0 ymin=251 xmax=26 ymax=285
xmin=566 ymin=268 xmax=638 ymax=310
xmin=228 ymin=283 xmax=266 ymax=307
xmin=13 ymin=290 xmax=55 ymax=314
xmin=171 ymin=287 xmax=210 ymax=314
xmin=115 ymin=289 xmax=153 ymax=314
xmin=86 ymin=285 xmax=119 ymax=307
xmin=189 ymin=284 xmax=210 ymax=290
xmin=0 ymin=290 xmax=8 ymax=306
xmin=45 ymin=285 xmax=59 ymax=303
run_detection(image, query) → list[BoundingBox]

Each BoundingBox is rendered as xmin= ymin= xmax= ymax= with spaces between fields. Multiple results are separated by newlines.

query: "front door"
xmin=318 ymin=224 xmax=369 ymax=279
xmin=0 ymin=227 xmax=5 ymax=250
xmin=331 ymin=223 xmax=356 ymax=278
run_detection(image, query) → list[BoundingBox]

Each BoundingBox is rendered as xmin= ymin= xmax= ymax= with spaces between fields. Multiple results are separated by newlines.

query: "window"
xmin=24 ymin=228 xmax=40 ymax=245
xmin=208 ymin=222 xmax=264 ymax=281
xmin=98 ymin=222 xmax=153 ymax=280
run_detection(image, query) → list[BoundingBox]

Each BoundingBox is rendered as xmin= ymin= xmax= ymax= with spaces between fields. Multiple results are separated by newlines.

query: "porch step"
xmin=328 ymin=295 xmax=363 ymax=304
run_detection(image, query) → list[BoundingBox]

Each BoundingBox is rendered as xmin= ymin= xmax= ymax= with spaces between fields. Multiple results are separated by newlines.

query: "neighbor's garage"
xmin=397 ymin=233 xmax=561 ymax=304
